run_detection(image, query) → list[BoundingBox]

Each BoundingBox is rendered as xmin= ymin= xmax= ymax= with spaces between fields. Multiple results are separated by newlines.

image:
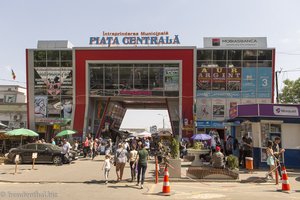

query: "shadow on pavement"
xmin=240 ymin=176 xmax=268 ymax=183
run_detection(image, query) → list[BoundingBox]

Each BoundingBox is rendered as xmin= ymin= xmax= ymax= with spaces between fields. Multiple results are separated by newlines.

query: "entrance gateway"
xmin=74 ymin=48 xmax=195 ymax=139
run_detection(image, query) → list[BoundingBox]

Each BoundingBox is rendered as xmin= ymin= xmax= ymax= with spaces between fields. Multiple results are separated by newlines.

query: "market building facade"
xmin=26 ymin=36 xmax=275 ymax=144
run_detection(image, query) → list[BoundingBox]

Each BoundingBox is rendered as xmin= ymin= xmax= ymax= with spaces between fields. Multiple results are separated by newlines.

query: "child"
xmin=102 ymin=154 xmax=111 ymax=184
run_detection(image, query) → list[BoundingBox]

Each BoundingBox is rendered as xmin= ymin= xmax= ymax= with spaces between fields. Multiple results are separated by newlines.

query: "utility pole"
xmin=275 ymin=70 xmax=282 ymax=104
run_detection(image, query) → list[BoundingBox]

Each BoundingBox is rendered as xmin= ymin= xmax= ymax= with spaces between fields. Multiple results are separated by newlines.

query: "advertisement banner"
xmin=227 ymin=99 xmax=241 ymax=119
xmin=34 ymin=96 xmax=47 ymax=118
xmin=204 ymin=37 xmax=267 ymax=49
xmin=242 ymin=67 xmax=256 ymax=98
xmin=164 ymin=68 xmax=179 ymax=91
xmin=226 ymin=67 xmax=241 ymax=91
xmin=212 ymin=68 xmax=226 ymax=90
xmin=197 ymin=67 xmax=211 ymax=90
xmin=257 ymin=68 xmax=272 ymax=98
xmin=196 ymin=98 xmax=212 ymax=120
xmin=212 ymin=99 xmax=226 ymax=120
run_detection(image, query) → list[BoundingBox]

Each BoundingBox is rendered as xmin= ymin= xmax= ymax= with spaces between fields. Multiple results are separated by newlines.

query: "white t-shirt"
xmin=103 ymin=159 xmax=111 ymax=169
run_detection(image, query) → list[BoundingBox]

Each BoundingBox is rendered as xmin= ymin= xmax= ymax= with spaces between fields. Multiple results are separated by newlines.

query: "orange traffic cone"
xmin=281 ymin=165 xmax=291 ymax=192
xmin=162 ymin=165 xmax=171 ymax=195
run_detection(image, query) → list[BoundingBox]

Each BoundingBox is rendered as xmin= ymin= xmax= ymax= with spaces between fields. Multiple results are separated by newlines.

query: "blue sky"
xmin=1 ymin=0 xmax=300 ymax=129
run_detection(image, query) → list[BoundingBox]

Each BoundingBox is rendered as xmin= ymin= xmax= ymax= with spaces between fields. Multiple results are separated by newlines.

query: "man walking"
xmin=273 ymin=137 xmax=285 ymax=179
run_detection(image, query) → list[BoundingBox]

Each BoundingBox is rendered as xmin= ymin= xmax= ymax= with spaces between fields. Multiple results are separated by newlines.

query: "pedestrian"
xmin=51 ymin=138 xmax=56 ymax=145
xmin=135 ymin=143 xmax=149 ymax=189
xmin=61 ymin=139 xmax=70 ymax=165
xmin=211 ymin=146 xmax=225 ymax=168
xmin=82 ymin=137 xmax=89 ymax=158
xmin=129 ymin=146 xmax=138 ymax=182
xmin=92 ymin=138 xmax=98 ymax=160
xmin=114 ymin=143 xmax=128 ymax=181
xmin=102 ymin=154 xmax=111 ymax=184
xmin=273 ymin=137 xmax=285 ymax=179
xmin=266 ymin=140 xmax=275 ymax=180
xmin=242 ymin=133 xmax=253 ymax=169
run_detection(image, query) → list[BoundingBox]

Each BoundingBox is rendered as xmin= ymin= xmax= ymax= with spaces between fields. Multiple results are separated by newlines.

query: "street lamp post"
xmin=157 ymin=114 xmax=166 ymax=130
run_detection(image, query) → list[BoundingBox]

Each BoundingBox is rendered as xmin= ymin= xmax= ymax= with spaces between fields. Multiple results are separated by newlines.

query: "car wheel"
xmin=13 ymin=155 xmax=23 ymax=164
xmin=53 ymin=156 xmax=62 ymax=165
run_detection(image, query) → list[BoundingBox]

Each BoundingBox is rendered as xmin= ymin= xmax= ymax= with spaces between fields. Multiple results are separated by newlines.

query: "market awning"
xmin=229 ymin=104 xmax=300 ymax=123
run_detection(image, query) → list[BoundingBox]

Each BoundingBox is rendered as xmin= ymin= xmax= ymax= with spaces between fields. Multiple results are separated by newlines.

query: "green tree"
xmin=278 ymin=78 xmax=300 ymax=103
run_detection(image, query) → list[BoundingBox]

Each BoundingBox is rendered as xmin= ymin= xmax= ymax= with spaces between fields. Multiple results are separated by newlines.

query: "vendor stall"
xmin=229 ymin=104 xmax=300 ymax=169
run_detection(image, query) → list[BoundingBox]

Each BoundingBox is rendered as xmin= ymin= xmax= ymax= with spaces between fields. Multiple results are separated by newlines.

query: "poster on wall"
xmin=60 ymin=97 xmax=73 ymax=119
xmin=212 ymin=98 xmax=226 ymax=120
xmin=227 ymin=99 xmax=241 ymax=119
xmin=242 ymin=67 xmax=256 ymax=98
xmin=257 ymin=68 xmax=272 ymax=98
xmin=197 ymin=67 xmax=212 ymax=90
xmin=61 ymin=68 xmax=73 ymax=95
xmin=46 ymin=68 xmax=62 ymax=96
xmin=34 ymin=96 xmax=48 ymax=118
xmin=34 ymin=68 xmax=48 ymax=95
xmin=212 ymin=68 xmax=226 ymax=90
xmin=196 ymin=98 xmax=212 ymax=120
xmin=164 ymin=68 xmax=179 ymax=91
xmin=47 ymin=96 xmax=61 ymax=116
xmin=226 ymin=67 xmax=241 ymax=91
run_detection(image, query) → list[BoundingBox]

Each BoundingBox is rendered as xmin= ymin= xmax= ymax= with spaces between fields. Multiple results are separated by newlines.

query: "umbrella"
xmin=191 ymin=133 xmax=212 ymax=141
xmin=5 ymin=128 xmax=39 ymax=144
xmin=56 ymin=130 xmax=77 ymax=137
xmin=6 ymin=128 xmax=39 ymax=137
xmin=137 ymin=130 xmax=152 ymax=138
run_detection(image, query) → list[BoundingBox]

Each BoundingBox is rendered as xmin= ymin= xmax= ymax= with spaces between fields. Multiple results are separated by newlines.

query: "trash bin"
xmin=245 ymin=157 xmax=253 ymax=170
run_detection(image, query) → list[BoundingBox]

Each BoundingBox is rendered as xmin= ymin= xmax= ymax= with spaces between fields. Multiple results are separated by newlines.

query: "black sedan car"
xmin=6 ymin=143 xmax=78 ymax=165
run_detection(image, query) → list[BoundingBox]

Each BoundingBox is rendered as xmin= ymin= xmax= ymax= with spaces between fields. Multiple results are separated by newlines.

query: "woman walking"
xmin=114 ymin=143 xmax=128 ymax=181
xmin=135 ymin=143 xmax=148 ymax=189
xmin=129 ymin=146 xmax=138 ymax=182
xmin=266 ymin=140 xmax=275 ymax=180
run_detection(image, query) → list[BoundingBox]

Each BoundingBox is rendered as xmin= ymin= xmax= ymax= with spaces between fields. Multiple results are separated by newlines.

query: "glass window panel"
xmin=165 ymin=91 xmax=179 ymax=96
xmin=61 ymin=50 xmax=72 ymax=60
xmin=228 ymin=50 xmax=242 ymax=60
xmin=47 ymin=61 xmax=60 ymax=67
xmin=34 ymin=51 xmax=46 ymax=61
xmin=47 ymin=51 xmax=59 ymax=61
xmin=90 ymin=68 xmax=104 ymax=89
xmin=197 ymin=50 xmax=212 ymax=60
xmin=149 ymin=66 xmax=164 ymax=90
xmin=34 ymin=61 xmax=46 ymax=67
xmin=243 ymin=61 xmax=257 ymax=67
xmin=119 ymin=65 xmax=133 ymax=89
xmin=165 ymin=64 xmax=178 ymax=68
xmin=227 ymin=61 xmax=242 ymax=68
xmin=104 ymin=64 xmax=118 ymax=90
xmin=212 ymin=61 xmax=226 ymax=68
xmin=213 ymin=50 xmax=227 ymax=60
xmin=258 ymin=50 xmax=272 ymax=60
xmin=197 ymin=61 xmax=211 ymax=67
xmin=61 ymin=61 xmax=72 ymax=67
xmin=243 ymin=50 xmax=257 ymax=60
xmin=258 ymin=60 xmax=272 ymax=68
xmin=134 ymin=65 xmax=148 ymax=89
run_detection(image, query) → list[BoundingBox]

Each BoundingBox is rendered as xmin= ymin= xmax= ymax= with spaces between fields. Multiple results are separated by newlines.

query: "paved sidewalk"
xmin=0 ymin=155 xmax=299 ymax=186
